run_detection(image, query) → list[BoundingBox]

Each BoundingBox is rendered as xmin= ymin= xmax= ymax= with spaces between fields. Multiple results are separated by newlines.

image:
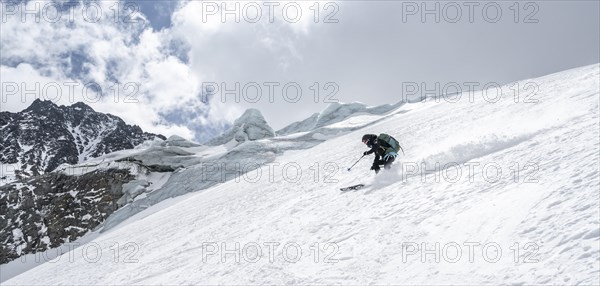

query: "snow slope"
xmin=4 ymin=64 xmax=599 ymax=284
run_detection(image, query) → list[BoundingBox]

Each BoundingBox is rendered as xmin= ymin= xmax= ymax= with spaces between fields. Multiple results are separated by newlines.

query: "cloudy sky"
xmin=1 ymin=0 xmax=598 ymax=142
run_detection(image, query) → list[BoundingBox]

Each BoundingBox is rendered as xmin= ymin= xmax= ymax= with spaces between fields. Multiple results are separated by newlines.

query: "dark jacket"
xmin=365 ymin=142 xmax=386 ymax=157
xmin=364 ymin=136 xmax=392 ymax=158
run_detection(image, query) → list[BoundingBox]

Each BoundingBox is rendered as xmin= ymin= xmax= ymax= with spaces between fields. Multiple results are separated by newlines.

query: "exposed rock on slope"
xmin=0 ymin=169 xmax=135 ymax=264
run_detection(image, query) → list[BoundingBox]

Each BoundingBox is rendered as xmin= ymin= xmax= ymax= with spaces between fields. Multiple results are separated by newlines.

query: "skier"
xmin=362 ymin=134 xmax=400 ymax=174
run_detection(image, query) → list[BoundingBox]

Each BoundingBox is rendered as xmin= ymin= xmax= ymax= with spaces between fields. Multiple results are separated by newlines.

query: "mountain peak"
xmin=24 ymin=98 xmax=59 ymax=112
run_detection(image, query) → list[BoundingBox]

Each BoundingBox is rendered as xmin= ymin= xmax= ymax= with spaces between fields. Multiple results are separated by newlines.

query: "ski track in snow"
xmin=3 ymin=64 xmax=600 ymax=285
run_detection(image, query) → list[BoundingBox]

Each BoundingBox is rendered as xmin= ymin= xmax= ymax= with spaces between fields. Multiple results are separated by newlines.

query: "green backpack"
xmin=377 ymin=133 xmax=404 ymax=155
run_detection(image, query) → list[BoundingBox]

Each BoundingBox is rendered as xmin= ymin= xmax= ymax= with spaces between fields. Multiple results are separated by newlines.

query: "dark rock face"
xmin=0 ymin=169 xmax=135 ymax=264
xmin=0 ymin=99 xmax=165 ymax=179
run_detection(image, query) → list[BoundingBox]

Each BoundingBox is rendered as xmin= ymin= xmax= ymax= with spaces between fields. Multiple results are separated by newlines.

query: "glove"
xmin=383 ymin=151 xmax=397 ymax=161
xmin=363 ymin=151 xmax=369 ymax=156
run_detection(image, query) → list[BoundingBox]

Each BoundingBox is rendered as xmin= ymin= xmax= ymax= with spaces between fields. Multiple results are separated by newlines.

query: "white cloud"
xmin=1 ymin=0 xmax=346 ymax=139
xmin=0 ymin=0 xmax=243 ymax=141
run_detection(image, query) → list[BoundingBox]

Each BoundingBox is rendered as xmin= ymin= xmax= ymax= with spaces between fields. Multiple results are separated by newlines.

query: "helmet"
xmin=361 ymin=134 xmax=377 ymax=146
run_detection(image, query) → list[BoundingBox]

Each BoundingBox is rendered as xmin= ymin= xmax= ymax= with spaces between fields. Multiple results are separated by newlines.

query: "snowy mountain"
xmin=2 ymin=64 xmax=599 ymax=284
xmin=0 ymin=99 xmax=165 ymax=181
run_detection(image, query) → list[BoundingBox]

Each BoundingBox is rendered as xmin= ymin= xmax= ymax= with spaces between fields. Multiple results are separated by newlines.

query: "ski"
xmin=340 ymin=184 xmax=366 ymax=191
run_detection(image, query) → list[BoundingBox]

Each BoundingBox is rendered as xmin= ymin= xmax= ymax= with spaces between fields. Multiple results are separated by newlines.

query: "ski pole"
xmin=347 ymin=154 xmax=365 ymax=171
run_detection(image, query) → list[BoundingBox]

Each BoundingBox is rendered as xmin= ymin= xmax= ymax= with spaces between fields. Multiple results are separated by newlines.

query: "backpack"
xmin=377 ymin=133 xmax=404 ymax=155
